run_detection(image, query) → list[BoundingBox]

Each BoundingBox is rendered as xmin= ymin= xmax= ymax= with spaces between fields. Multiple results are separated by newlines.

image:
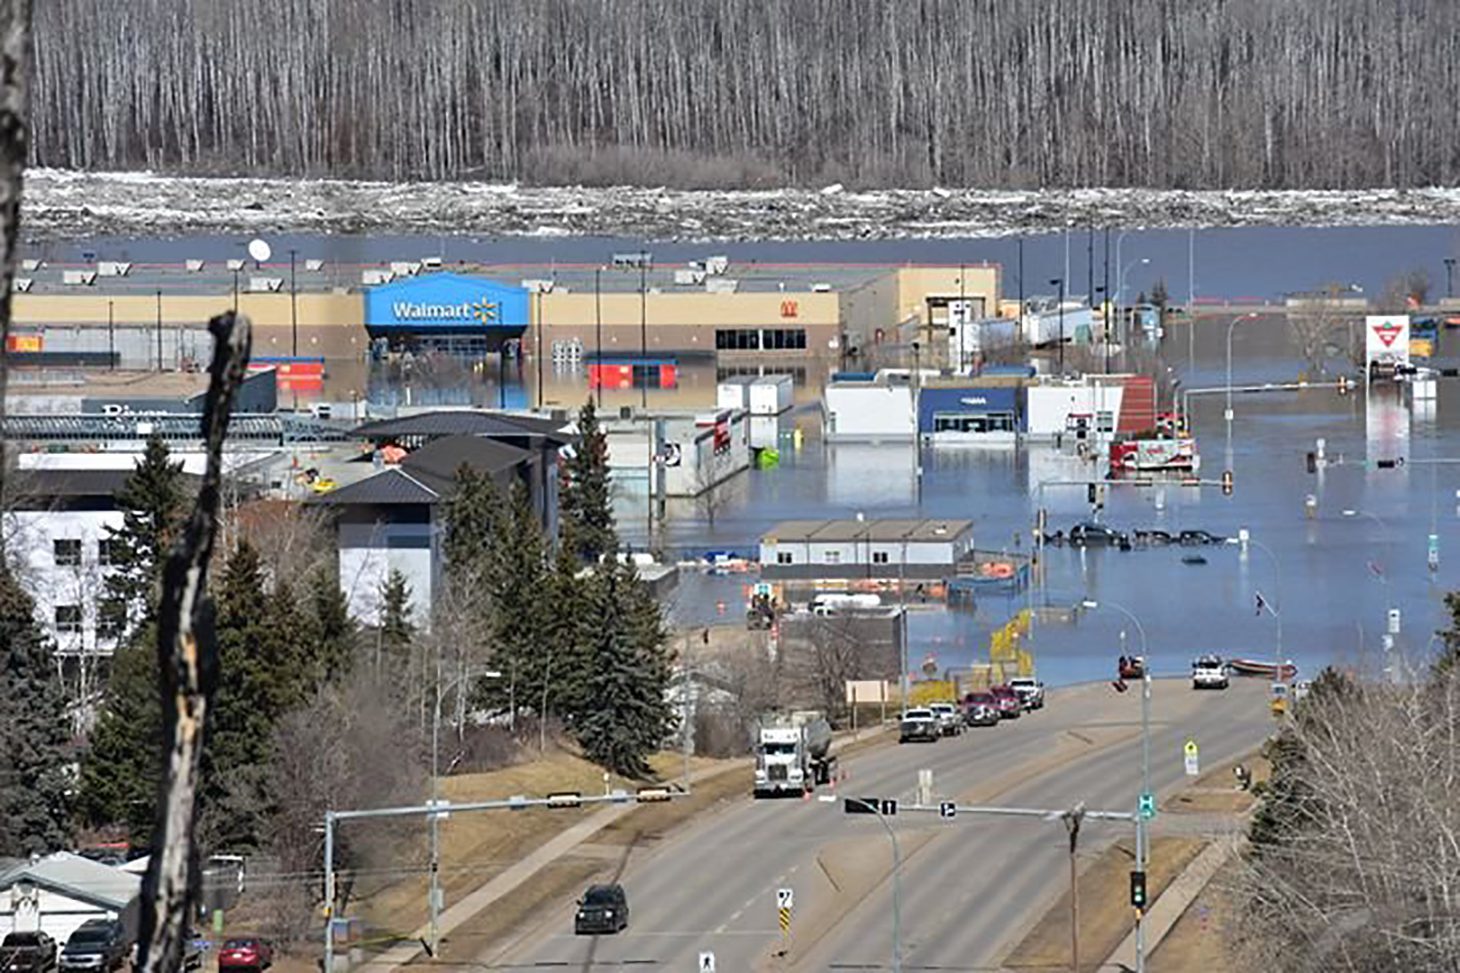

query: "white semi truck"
xmin=753 ymin=710 xmax=836 ymax=798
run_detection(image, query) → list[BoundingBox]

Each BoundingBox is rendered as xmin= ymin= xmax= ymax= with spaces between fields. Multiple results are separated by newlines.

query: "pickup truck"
xmin=1 ymin=932 xmax=57 ymax=973
xmin=1008 ymin=677 xmax=1046 ymax=710
xmin=927 ymin=702 xmax=964 ymax=736
xmin=898 ymin=708 xmax=940 ymax=743
xmin=1191 ymin=655 xmax=1229 ymax=690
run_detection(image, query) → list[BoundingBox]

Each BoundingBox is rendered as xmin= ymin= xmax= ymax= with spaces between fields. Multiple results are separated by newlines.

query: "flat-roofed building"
xmin=759 ymin=518 xmax=976 ymax=581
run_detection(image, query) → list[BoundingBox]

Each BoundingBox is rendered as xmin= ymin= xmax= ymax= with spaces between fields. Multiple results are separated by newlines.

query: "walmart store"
xmin=7 ymin=258 xmax=1002 ymax=371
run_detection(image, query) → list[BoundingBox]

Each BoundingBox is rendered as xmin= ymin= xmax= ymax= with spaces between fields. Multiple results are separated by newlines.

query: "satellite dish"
xmin=247 ymin=239 xmax=272 ymax=263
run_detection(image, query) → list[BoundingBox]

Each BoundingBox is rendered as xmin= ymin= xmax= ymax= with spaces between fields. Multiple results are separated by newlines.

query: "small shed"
xmin=0 ymin=852 xmax=141 ymax=945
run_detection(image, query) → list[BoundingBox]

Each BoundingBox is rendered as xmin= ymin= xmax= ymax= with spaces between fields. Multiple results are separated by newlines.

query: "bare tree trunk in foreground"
xmin=0 ymin=0 xmax=33 ymax=545
xmin=136 ymin=312 xmax=252 ymax=973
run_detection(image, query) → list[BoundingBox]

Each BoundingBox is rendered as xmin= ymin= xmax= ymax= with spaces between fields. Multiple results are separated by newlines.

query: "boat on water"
xmin=1228 ymin=658 xmax=1298 ymax=680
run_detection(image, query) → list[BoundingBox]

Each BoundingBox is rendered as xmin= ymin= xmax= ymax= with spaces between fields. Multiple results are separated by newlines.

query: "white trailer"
xmin=748 ymin=375 xmax=794 ymax=415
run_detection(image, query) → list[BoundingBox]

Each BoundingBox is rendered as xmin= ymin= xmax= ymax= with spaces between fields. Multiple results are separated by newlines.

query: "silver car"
xmin=927 ymin=702 xmax=964 ymax=736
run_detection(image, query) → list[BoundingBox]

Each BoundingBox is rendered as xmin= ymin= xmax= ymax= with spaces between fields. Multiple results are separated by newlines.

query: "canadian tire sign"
xmin=1365 ymin=315 xmax=1411 ymax=369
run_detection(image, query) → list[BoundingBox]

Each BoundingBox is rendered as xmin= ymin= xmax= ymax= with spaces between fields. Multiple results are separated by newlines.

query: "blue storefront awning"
xmin=364 ymin=272 xmax=530 ymax=335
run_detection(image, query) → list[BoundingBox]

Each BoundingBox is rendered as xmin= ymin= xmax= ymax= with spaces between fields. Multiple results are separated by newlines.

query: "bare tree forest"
xmin=30 ymin=0 xmax=1460 ymax=190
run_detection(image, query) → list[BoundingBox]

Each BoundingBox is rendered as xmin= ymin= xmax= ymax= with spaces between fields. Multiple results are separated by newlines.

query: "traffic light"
xmin=1305 ymin=452 xmax=1317 ymax=474
xmin=1221 ymin=470 xmax=1234 ymax=496
xmin=1087 ymin=483 xmax=1098 ymax=505
xmin=1130 ymin=870 xmax=1147 ymax=910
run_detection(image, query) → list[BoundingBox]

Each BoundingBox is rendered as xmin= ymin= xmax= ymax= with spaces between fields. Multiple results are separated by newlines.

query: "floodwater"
xmin=49 ymin=224 xmax=1460 ymax=686
xmin=640 ymin=318 xmax=1460 ymax=690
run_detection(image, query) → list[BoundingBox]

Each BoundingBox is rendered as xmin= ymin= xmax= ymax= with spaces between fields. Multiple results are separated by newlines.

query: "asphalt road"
xmin=476 ymin=678 xmax=1272 ymax=972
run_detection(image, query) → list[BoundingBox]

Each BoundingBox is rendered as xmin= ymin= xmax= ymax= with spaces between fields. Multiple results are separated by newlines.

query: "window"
xmin=823 ymin=550 xmax=841 ymax=564
xmin=97 ymin=538 xmax=117 ymax=566
xmin=1096 ymin=411 xmax=1115 ymax=433
xmin=932 ymin=412 xmax=1017 ymax=435
xmin=98 ymin=599 xmax=127 ymax=640
xmin=715 ymin=328 xmax=761 ymax=351
xmin=776 ymin=551 xmax=793 ymax=564
xmin=761 ymin=328 xmax=807 ymax=351
xmin=54 ymin=605 xmax=82 ymax=634
xmin=53 ymin=538 xmax=82 ymax=567
xmin=872 ymin=551 xmax=890 ymax=565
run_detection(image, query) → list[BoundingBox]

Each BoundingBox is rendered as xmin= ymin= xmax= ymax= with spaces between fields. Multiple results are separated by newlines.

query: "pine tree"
xmin=560 ymin=400 xmax=617 ymax=565
xmin=480 ymin=481 xmax=549 ymax=723
xmin=307 ymin=567 xmax=356 ymax=685
xmin=377 ymin=569 xmax=415 ymax=671
xmin=204 ymin=542 xmax=278 ymax=848
xmin=104 ymin=435 xmax=187 ymax=637
xmin=444 ymin=465 xmax=501 ymax=590
xmin=0 ymin=565 xmax=72 ymax=855
xmin=75 ymin=628 xmax=162 ymax=845
xmin=570 ymin=562 xmax=674 ymax=777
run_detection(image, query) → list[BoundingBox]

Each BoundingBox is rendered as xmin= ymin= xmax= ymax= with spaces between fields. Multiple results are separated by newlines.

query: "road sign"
xmin=1138 ymin=791 xmax=1156 ymax=820
xmin=1184 ymin=739 xmax=1200 ymax=776
xmin=776 ymin=888 xmax=794 ymax=910
xmin=939 ymin=801 xmax=957 ymax=819
xmin=428 ymin=799 xmax=451 ymax=820
xmin=778 ymin=906 xmax=791 ymax=934
xmin=879 ymin=798 xmax=898 ymax=816
xmin=699 ymin=951 xmax=716 ymax=972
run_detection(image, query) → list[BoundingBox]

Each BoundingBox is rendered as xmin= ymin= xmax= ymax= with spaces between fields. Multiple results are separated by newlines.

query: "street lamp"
xmin=1049 ymin=278 xmax=1065 ymax=376
xmin=1445 ymin=257 xmax=1456 ymax=300
xmin=429 ymin=664 xmax=503 ymax=953
xmin=827 ymin=796 xmax=902 ymax=973
xmin=1080 ymin=597 xmax=1150 ymax=973
xmin=1224 ymin=312 xmax=1260 ymax=470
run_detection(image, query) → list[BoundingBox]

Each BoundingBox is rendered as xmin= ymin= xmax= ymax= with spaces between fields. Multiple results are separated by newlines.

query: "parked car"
xmin=1133 ymin=529 xmax=1173 ymax=546
xmin=574 ymin=883 xmax=630 ymax=935
xmin=898 ymin=708 xmax=941 ymax=743
xmin=217 ymin=938 xmax=273 ymax=973
xmin=59 ymin=922 xmax=128 ymax=973
xmin=1191 ymin=655 xmax=1229 ymax=690
xmin=927 ymin=702 xmax=964 ymax=736
xmin=1008 ymin=677 xmax=1046 ymax=710
xmin=2 ymin=932 xmax=58 ymax=973
xmin=1068 ymin=522 xmax=1131 ymax=549
xmin=1179 ymin=529 xmax=1225 ymax=546
xmin=962 ymin=695 xmax=1001 ymax=727
xmin=988 ymin=686 xmax=1023 ymax=719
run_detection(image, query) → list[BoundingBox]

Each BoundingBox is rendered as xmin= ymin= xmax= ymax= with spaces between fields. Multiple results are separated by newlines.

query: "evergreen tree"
xmin=204 ymin=542 xmax=278 ymax=848
xmin=570 ymin=562 xmax=674 ymax=777
xmin=307 ymin=567 xmax=357 ymax=685
xmin=480 ymin=482 xmax=550 ymax=721
xmin=104 ymin=435 xmax=187 ymax=636
xmin=560 ymin=400 xmax=617 ymax=565
xmin=539 ymin=542 xmax=589 ymax=725
xmin=0 ymin=565 xmax=72 ymax=855
xmin=377 ymin=569 xmax=415 ymax=670
xmin=444 ymin=466 xmax=501 ymax=589
xmin=75 ymin=628 xmax=162 ymax=844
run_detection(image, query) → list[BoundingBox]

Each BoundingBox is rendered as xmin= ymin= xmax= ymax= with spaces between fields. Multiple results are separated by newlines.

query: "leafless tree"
xmin=28 ymin=1 xmax=1460 ymax=191
xmin=0 ymin=0 xmax=30 ymax=543
xmin=1228 ymin=666 xmax=1460 ymax=972
xmin=1288 ymin=284 xmax=1359 ymax=378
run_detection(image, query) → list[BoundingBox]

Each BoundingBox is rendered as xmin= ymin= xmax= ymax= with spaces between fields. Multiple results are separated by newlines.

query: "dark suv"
xmin=59 ymin=921 xmax=127 ymax=973
xmin=574 ymin=883 xmax=630 ymax=935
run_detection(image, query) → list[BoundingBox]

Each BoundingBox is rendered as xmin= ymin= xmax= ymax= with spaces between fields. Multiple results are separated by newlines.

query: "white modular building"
xmin=759 ymin=519 xmax=976 ymax=580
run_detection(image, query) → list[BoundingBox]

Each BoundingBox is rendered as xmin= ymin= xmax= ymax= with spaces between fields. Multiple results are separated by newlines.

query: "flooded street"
xmin=624 ymin=316 xmax=1460 ymax=688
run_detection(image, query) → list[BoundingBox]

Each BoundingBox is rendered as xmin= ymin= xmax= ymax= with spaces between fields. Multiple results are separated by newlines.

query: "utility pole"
xmin=155 ymin=290 xmax=163 ymax=371
xmin=1066 ymin=807 xmax=1082 ymax=973
xmin=107 ymin=300 xmax=115 ymax=370
xmin=535 ymin=290 xmax=544 ymax=410
xmin=1446 ymin=257 xmax=1456 ymax=300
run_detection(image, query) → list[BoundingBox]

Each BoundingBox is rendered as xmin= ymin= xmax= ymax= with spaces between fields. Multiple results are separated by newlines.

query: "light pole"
xmin=429 ymin=664 xmax=502 ymax=954
xmin=289 ymin=248 xmax=299 ymax=357
xmin=1049 ymin=278 xmax=1065 ymax=376
xmin=639 ymin=259 xmax=648 ymax=411
xmin=1445 ymin=257 xmax=1456 ymax=300
xmin=837 ymin=797 xmax=903 ymax=973
xmin=594 ymin=266 xmax=603 ymax=409
xmin=1081 ymin=597 xmax=1149 ymax=973
xmin=1117 ymin=255 xmax=1150 ymax=322
xmin=1240 ymin=532 xmax=1284 ymax=671
xmin=1224 ymin=312 xmax=1259 ymax=470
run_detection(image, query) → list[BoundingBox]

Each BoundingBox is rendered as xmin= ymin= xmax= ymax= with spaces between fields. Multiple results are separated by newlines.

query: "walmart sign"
xmin=364 ymin=272 xmax=530 ymax=335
